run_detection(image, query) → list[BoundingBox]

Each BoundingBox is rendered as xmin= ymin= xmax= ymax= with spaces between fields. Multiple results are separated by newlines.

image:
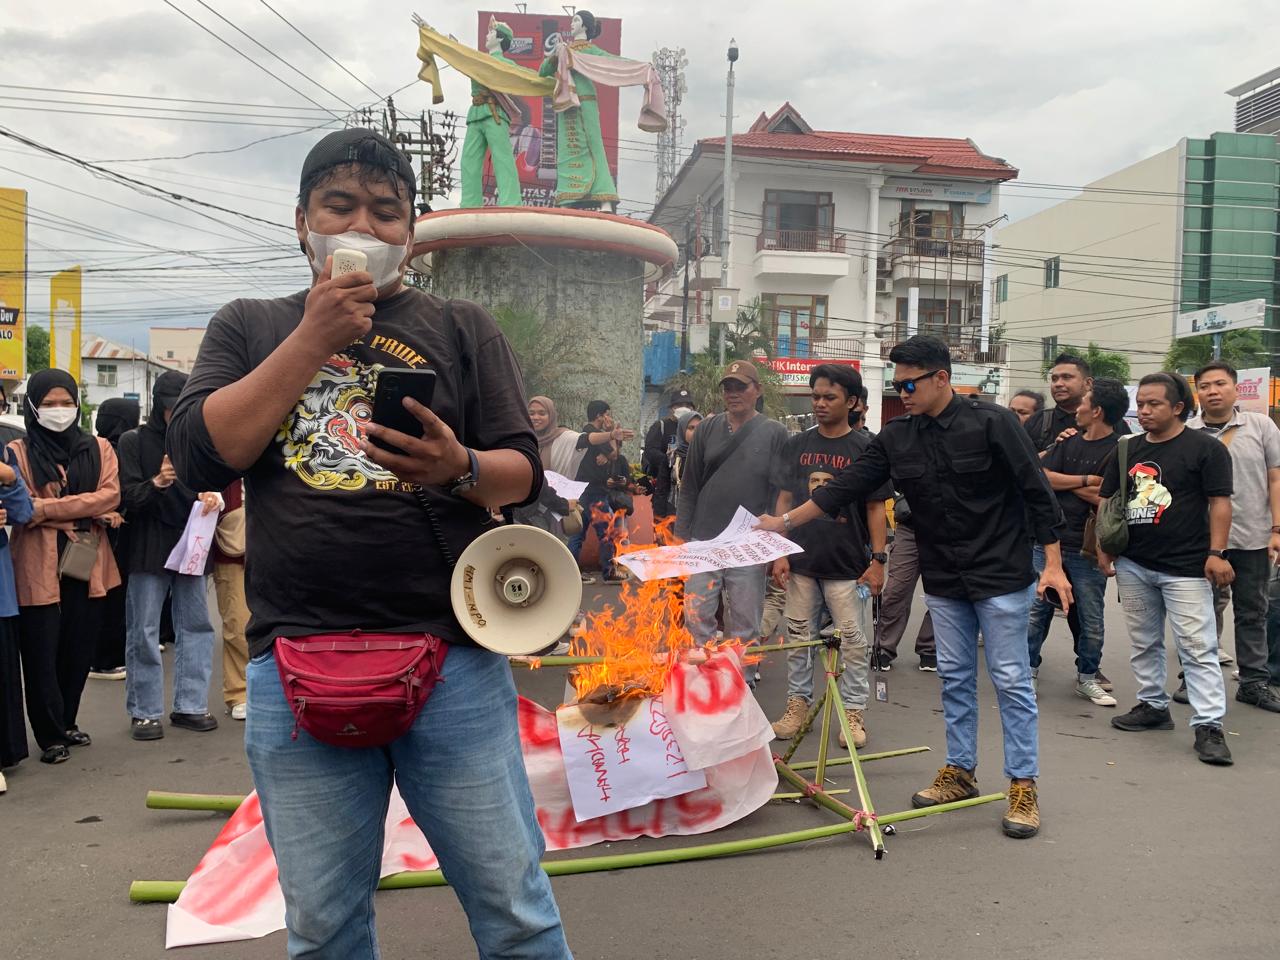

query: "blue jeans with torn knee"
xmin=244 ymin=643 xmax=572 ymax=960
xmin=924 ymin=584 xmax=1039 ymax=780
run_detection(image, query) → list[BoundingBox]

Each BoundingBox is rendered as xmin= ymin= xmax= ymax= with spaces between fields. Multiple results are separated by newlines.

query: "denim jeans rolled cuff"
xmin=245 ymin=645 xmax=572 ymax=960
xmin=1026 ymin=545 xmax=1108 ymax=676
xmin=124 ymin=571 xmax=216 ymax=720
xmin=1114 ymin=557 xmax=1226 ymax=727
xmin=783 ymin=574 xmax=870 ymax=708
xmin=926 ymin=584 xmax=1038 ymax=780
xmin=684 ymin=564 xmax=767 ymax=648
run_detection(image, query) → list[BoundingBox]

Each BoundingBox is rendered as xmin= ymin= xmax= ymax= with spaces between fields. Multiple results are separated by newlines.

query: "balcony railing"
xmin=882 ymin=220 xmax=984 ymax=262
xmin=756 ymin=229 xmax=847 ymax=254
xmin=879 ymin=328 xmax=1008 ymax=365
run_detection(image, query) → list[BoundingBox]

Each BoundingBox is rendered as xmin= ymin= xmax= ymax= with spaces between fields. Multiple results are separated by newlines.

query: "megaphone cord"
xmin=414 ymin=489 xmax=458 ymax=569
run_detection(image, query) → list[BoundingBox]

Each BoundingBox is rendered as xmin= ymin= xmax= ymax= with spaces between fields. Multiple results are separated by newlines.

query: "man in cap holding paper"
xmin=676 ymin=359 xmax=787 ymax=647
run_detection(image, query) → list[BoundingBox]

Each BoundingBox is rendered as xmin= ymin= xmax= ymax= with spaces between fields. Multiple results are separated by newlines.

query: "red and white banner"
xmin=165 ymin=650 xmax=776 ymax=948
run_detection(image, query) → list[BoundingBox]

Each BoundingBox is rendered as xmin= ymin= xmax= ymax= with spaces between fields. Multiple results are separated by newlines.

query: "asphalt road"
xmin=3 ymin=580 xmax=1277 ymax=960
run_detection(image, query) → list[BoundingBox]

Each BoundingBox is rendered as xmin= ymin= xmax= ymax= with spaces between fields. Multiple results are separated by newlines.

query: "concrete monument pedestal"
xmin=412 ymin=207 xmax=677 ymax=436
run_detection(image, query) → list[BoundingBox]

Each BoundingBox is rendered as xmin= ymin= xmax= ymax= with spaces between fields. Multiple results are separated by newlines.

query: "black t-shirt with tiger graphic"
xmin=167 ymin=286 xmax=541 ymax=656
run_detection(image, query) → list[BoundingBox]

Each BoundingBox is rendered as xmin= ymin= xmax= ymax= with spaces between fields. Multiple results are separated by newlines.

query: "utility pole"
xmin=351 ymin=97 xmax=459 ymax=213
xmin=680 ymin=220 xmax=692 ymax=372
xmin=719 ymin=39 xmax=738 ymax=366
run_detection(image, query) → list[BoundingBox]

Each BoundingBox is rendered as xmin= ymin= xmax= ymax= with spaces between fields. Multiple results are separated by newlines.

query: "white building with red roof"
xmin=647 ymin=103 xmax=1017 ymax=422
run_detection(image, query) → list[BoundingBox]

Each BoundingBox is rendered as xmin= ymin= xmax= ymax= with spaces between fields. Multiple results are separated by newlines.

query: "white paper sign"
xmin=164 ymin=502 xmax=219 ymax=575
xmin=617 ymin=506 xmax=802 ymax=581
xmin=1236 ymin=367 xmax=1270 ymax=414
xmin=557 ymin=696 xmax=707 ymax=822
xmin=545 ymin=471 xmax=589 ymax=503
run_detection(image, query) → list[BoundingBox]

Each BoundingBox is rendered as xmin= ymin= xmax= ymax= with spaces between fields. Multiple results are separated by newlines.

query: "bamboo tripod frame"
xmin=130 ymin=640 xmax=1004 ymax=902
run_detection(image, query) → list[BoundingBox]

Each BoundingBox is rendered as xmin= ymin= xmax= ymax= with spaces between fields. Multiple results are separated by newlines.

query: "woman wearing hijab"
xmin=528 ymin=395 xmax=582 ymax=477
xmin=88 ymin=398 xmax=139 ymax=682
xmin=0 ymin=434 xmax=34 ymax=791
xmin=8 ymin=369 xmax=121 ymax=764
xmin=119 ymin=371 xmax=221 ymax=742
xmin=668 ymin=408 xmax=702 ymax=515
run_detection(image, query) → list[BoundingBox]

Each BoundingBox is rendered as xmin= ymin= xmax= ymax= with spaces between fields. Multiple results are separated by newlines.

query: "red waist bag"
xmin=274 ymin=632 xmax=448 ymax=748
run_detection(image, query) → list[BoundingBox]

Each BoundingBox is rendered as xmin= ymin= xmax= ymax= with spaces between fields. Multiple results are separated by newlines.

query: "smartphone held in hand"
xmin=370 ymin=368 xmax=438 ymax=456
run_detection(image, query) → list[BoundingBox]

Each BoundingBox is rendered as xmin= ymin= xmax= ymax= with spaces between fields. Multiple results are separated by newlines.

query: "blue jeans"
xmin=1114 ymin=557 xmax=1226 ymax=727
xmin=125 ymin=571 xmax=215 ymax=720
xmin=685 ymin=564 xmax=768 ymax=647
xmin=245 ymin=644 xmax=572 ymax=960
xmin=1027 ymin=545 xmax=1108 ymax=677
xmin=784 ymin=574 xmax=870 ymax=708
xmin=924 ymin=584 xmax=1038 ymax=780
xmin=567 ymin=487 xmax=617 ymax=576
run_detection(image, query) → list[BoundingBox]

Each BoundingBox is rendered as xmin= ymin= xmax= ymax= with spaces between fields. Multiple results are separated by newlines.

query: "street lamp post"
xmin=719 ymin=39 xmax=737 ymax=366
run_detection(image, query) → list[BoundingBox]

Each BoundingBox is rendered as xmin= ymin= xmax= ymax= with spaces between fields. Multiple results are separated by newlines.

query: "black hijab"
xmin=139 ymin=371 xmax=195 ymax=528
xmin=23 ymin=368 xmax=101 ymax=494
xmin=95 ymin=398 xmax=140 ymax=448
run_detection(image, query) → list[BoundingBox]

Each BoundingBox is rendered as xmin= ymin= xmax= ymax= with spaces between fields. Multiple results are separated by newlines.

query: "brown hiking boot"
xmin=910 ymin=764 xmax=979 ymax=808
xmin=1002 ymin=780 xmax=1040 ymax=838
xmin=837 ymin=709 xmax=867 ymax=749
xmin=771 ymin=696 xmax=809 ymax=739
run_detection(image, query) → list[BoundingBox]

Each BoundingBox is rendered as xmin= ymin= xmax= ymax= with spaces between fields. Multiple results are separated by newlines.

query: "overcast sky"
xmin=1 ymin=0 xmax=1274 ymax=347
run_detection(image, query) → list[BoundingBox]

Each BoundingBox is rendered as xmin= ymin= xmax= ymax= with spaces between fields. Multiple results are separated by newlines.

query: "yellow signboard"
xmin=0 ymin=187 xmax=27 ymax=380
xmin=50 ymin=266 xmax=82 ymax=383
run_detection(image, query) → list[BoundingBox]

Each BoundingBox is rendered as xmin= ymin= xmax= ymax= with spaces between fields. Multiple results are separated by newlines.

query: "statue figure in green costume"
xmin=460 ymin=17 xmax=523 ymax=208
xmin=539 ymin=10 xmax=619 ymax=211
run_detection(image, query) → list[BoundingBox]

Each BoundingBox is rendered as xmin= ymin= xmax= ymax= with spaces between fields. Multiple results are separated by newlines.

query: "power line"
xmin=160 ymin=0 xmax=347 ymax=120
xmin=256 ymin=0 xmax=384 ymax=101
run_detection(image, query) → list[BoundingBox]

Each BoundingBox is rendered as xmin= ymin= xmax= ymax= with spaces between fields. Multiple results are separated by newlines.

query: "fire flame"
xmin=568 ymin=510 xmax=696 ymax=704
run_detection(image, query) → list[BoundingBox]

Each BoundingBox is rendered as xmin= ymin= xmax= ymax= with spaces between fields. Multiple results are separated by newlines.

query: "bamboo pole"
xmin=789 ymin=745 xmax=930 ymax=770
xmin=508 ymin=639 xmax=830 ymax=670
xmin=827 ymin=660 xmax=885 ymax=857
xmin=146 ymin=791 xmax=244 ymax=813
xmin=771 ymin=788 xmax=851 ymax=800
xmin=774 ymin=760 xmax=864 ymax=823
xmin=876 ymin=792 xmax=1006 ymax=826
xmin=129 ymin=818 xmax=873 ymax=903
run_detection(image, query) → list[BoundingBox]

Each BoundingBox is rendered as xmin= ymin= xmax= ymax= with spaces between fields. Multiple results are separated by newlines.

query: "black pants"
xmin=1216 ymin=547 xmax=1271 ymax=685
xmin=94 ymin=578 xmax=127 ymax=671
xmin=19 ymin=577 xmax=95 ymax=748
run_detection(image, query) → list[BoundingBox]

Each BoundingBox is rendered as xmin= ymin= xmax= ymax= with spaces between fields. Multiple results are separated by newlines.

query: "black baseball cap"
xmin=668 ymin=388 xmax=694 ymax=408
xmin=298 ymin=128 xmax=416 ymax=202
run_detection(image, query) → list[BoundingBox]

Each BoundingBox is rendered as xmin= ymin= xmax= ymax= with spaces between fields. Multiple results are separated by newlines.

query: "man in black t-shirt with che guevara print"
xmin=1098 ymin=372 xmax=1235 ymax=767
xmin=769 ymin=364 xmax=890 ymax=752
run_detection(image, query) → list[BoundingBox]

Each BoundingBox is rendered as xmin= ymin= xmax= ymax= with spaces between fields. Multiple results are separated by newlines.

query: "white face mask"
xmin=304 ymin=221 xmax=412 ymax=289
xmin=35 ymin=405 xmax=78 ymax=433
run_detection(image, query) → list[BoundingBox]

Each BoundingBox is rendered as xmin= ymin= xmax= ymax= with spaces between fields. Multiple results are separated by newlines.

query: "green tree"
xmin=665 ymin=298 xmax=788 ymax=419
xmin=491 ymin=303 xmax=593 ymax=421
xmin=1041 ymin=341 xmax=1131 ymax=382
xmin=26 ymin=323 xmax=49 ymax=374
xmin=1163 ymin=330 xmax=1266 ymax=375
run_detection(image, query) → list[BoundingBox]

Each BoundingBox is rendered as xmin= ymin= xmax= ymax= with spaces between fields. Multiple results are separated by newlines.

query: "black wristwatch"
xmin=871 ymin=551 xmax=888 ymax=564
xmin=448 ymin=447 xmax=480 ymax=496
xmin=1208 ymin=549 xmax=1227 ymax=560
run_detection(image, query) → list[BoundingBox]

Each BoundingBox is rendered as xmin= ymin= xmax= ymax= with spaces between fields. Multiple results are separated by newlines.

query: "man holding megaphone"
xmin=167 ymin=129 xmax=573 ymax=960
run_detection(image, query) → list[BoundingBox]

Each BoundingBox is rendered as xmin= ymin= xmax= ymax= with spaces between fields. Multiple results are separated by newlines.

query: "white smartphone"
xmin=332 ymin=248 xmax=368 ymax=277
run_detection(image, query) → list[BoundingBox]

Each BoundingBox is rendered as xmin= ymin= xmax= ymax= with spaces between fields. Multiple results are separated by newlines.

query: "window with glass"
xmin=761 ymin=190 xmax=834 ymax=251
xmin=1044 ymin=256 xmax=1061 ymax=288
xmin=97 ymin=364 xmax=118 ymax=388
xmin=996 ymin=274 xmax=1009 ymax=302
xmin=895 ymin=297 xmax=962 ymax=340
xmin=761 ymin=293 xmax=829 ymax=356
xmin=1041 ymin=336 xmax=1059 ymax=362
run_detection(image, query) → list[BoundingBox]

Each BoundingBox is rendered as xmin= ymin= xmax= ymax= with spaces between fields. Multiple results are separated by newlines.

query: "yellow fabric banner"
xmin=50 ymin=266 xmax=82 ymax=383
xmin=0 ymin=187 xmax=27 ymax=380
xmin=415 ymin=23 xmax=553 ymax=103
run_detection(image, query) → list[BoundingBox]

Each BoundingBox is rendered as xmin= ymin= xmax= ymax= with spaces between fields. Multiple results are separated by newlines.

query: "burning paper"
xmin=616 ymin=506 xmax=802 ymax=582
xmin=557 ymin=695 xmax=706 ymax=822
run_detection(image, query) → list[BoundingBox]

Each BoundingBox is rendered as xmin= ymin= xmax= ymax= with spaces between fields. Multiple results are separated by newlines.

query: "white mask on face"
xmin=35 ymin=405 xmax=78 ymax=433
xmin=304 ymin=221 xmax=412 ymax=289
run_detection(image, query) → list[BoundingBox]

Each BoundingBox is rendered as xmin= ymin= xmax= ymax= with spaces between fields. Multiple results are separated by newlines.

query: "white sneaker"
xmin=0 ymin=769 xmax=6 ymax=794
xmin=1076 ymin=676 xmax=1117 ymax=707
xmin=1219 ymin=650 xmax=1234 ymax=665
xmin=230 ymin=703 xmax=247 ymax=721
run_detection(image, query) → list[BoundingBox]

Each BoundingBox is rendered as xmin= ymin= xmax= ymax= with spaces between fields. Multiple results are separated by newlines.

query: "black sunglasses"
xmin=891 ymin=370 xmax=942 ymax=395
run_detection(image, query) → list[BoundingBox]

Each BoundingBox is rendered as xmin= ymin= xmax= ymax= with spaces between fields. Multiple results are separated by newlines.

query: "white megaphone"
xmin=450 ymin=525 xmax=584 ymax=656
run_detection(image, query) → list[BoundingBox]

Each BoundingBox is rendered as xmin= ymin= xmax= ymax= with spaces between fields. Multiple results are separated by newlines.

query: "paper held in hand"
xmin=164 ymin=502 xmax=219 ymax=576
xmin=616 ymin=506 xmax=802 ymax=581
